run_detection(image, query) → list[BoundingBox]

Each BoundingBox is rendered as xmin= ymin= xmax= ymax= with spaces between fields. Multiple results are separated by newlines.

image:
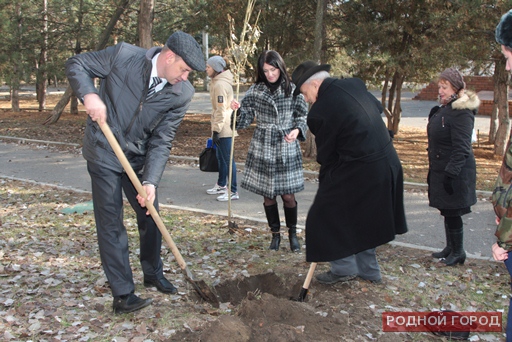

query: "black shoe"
xmin=144 ymin=277 xmax=178 ymax=294
xmin=358 ymin=276 xmax=383 ymax=284
xmin=113 ymin=293 xmax=152 ymax=314
xmin=315 ymin=271 xmax=356 ymax=285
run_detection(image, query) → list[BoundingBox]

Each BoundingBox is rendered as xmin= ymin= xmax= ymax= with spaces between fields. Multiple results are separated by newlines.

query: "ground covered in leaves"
xmin=0 ymin=96 xmax=509 ymax=341
xmin=1 ymin=179 xmax=510 ymax=341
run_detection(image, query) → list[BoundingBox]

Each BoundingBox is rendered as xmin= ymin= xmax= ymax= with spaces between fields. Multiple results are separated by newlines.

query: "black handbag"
xmin=199 ymin=147 xmax=218 ymax=172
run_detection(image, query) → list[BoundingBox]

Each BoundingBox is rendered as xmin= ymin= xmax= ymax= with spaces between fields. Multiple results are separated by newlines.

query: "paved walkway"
xmin=0 ymin=91 xmax=500 ymax=260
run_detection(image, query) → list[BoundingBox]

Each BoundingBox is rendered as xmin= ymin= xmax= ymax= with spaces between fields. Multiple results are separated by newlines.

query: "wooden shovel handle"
xmin=303 ymin=262 xmax=317 ymax=289
xmin=99 ymin=122 xmax=188 ymax=272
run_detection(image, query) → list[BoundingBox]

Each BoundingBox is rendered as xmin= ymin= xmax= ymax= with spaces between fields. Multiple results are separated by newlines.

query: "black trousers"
xmin=87 ymin=161 xmax=163 ymax=297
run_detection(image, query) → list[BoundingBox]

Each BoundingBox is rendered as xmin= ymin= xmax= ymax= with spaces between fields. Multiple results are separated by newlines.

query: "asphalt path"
xmin=0 ymin=91 xmax=499 ymax=260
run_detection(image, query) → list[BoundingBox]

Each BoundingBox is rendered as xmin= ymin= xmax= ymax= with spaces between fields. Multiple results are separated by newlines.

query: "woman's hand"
xmin=230 ymin=99 xmax=240 ymax=111
xmin=284 ymin=128 xmax=299 ymax=143
xmin=492 ymin=242 xmax=509 ymax=261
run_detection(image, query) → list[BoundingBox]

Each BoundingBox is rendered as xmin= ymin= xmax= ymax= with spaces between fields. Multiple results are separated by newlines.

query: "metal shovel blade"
xmin=294 ymin=262 xmax=317 ymax=302
xmin=183 ymin=268 xmax=219 ymax=307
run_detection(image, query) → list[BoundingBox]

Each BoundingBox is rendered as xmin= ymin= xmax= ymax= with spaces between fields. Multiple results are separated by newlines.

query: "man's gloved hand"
xmin=443 ymin=174 xmax=454 ymax=195
xmin=212 ymin=131 xmax=221 ymax=146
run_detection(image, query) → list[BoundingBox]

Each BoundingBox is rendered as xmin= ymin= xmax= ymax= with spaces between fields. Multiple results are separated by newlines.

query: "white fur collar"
xmin=452 ymin=90 xmax=480 ymax=111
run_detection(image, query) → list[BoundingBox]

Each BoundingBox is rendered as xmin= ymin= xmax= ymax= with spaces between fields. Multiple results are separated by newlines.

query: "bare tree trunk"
xmin=304 ymin=130 xmax=317 ymax=158
xmin=490 ymin=105 xmax=499 ymax=144
xmin=138 ymin=0 xmax=154 ymax=48
xmin=45 ymin=0 xmax=133 ymax=125
xmin=70 ymin=96 xmax=79 ymax=114
xmin=68 ymin=0 xmax=83 ymax=115
xmin=387 ymin=71 xmax=398 ymax=128
xmin=381 ymin=69 xmax=390 ymax=109
xmin=11 ymin=3 xmax=22 ymax=112
xmin=304 ymin=0 xmax=326 ymax=158
xmin=202 ymin=31 xmax=209 ymax=91
xmin=312 ymin=0 xmax=326 ymax=63
xmin=385 ymin=71 xmax=405 ymax=134
xmin=381 ymin=70 xmax=391 ymax=129
xmin=95 ymin=0 xmax=132 ymax=51
xmin=36 ymin=0 xmax=48 ymax=111
xmin=494 ymin=56 xmax=511 ymax=156
xmin=391 ymin=74 xmax=404 ymax=134
xmin=11 ymin=86 xmax=20 ymax=112
xmin=490 ymin=56 xmax=506 ymax=144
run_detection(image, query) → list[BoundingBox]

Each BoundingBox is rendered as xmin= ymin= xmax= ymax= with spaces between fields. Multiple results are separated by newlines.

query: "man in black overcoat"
xmin=292 ymin=61 xmax=408 ymax=284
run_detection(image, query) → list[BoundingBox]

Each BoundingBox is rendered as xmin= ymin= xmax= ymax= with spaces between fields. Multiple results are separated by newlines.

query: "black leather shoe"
xmin=113 ymin=293 xmax=152 ymax=314
xmin=316 ymin=271 xmax=356 ymax=284
xmin=358 ymin=276 xmax=383 ymax=284
xmin=144 ymin=277 xmax=178 ymax=294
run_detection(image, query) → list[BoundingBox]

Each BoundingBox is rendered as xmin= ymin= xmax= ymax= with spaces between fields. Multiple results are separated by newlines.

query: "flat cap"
xmin=166 ymin=31 xmax=206 ymax=72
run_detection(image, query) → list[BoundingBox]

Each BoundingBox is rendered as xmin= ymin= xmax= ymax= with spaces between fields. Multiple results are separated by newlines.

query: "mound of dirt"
xmin=200 ymin=292 xmax=349 ymax=342
xmin=173 ymin=271 xmax=410 ymax=341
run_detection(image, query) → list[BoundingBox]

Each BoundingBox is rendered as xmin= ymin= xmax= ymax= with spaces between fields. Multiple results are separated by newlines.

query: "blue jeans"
xmin=504 ymin=252 xmax=512 ymax=341
xmin=215 ymin=137 xmax=237 ymax=193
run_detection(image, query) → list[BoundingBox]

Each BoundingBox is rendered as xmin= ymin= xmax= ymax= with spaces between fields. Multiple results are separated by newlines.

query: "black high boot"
xmin=284 ymin=204 xmax=300 ymax=252
xmin=432 ymin=223 xmax=451 ymax=258
xmin=264 ymin=203 xmax=281 ymax=250
xmin=442 ymin=228 xmax=466 ymax=266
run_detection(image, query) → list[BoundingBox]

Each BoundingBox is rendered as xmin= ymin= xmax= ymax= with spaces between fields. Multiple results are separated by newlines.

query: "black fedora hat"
xmin=291 ymin=61 xmax=331 ymax=96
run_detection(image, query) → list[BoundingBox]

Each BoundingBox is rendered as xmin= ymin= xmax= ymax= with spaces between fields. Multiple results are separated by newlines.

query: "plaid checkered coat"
xmin=236 ymin=82 xmax=308 ymax=198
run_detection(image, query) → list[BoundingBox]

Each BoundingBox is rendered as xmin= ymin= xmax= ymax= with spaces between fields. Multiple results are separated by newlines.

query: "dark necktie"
xmin=146 ymin=76 xmax=162 ymax=99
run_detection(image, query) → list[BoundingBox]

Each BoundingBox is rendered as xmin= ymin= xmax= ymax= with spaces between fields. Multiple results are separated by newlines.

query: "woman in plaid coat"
xmin=231 ymin=50 xmax=308 ymax=252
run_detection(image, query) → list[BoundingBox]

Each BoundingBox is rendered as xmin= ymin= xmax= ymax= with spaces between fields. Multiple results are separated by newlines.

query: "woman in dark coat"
xmin=291 ymin=61 xmax=408 ymax=284
xmin=428 ymin=68 xmax=479 ymax=266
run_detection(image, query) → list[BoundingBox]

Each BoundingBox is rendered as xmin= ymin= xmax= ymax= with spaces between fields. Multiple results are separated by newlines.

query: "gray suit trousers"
xmin=87 ymin=161 xmax=164 ymax=297
xmin=330 ymin=248 xmax=381 ymax=281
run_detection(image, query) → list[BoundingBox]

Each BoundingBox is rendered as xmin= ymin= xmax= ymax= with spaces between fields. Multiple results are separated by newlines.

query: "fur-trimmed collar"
xmin=451 ymin=90 xmax=480 ymax=111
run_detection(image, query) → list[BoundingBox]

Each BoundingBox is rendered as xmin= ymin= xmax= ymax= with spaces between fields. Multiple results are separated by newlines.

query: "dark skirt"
xmin=439 ymin=207 xmax=471 ymax=217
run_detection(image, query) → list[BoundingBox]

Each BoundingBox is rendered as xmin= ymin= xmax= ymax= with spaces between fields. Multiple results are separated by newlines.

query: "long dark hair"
xmin=255 ymin=50 xmax=292 ymax=97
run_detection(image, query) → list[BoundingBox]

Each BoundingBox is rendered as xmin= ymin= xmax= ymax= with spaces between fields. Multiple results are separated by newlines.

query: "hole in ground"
xmin=213 ymin=272 xmax=303 ymax=305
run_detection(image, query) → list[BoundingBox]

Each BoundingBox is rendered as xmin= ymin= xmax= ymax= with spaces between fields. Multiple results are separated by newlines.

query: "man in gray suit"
xmin=66 ymin=31 xmax=205 ymax=313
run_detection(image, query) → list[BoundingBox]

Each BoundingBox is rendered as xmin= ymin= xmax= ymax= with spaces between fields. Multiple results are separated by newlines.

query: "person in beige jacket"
xmin=205 ymin=56 xmax=239 ymax=201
